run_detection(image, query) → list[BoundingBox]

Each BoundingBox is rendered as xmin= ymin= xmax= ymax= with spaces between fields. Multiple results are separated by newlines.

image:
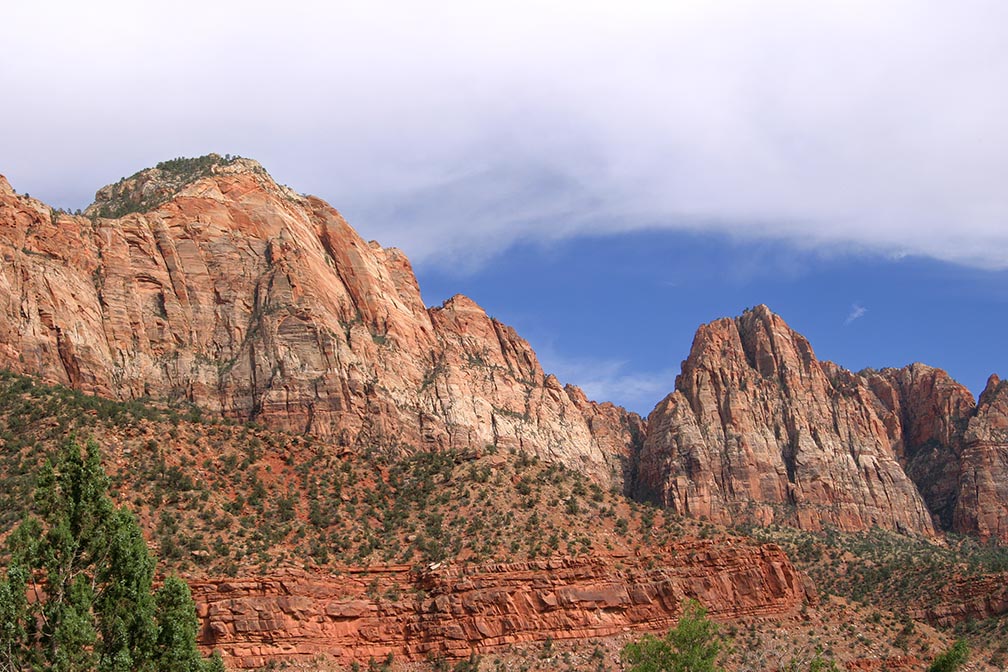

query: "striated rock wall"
xmin=916 ymin=572 xmax=1008 ymax=628
xmin=2 ymin=159 xmax=1006 ymax=542
xmin=954 ymin=375 xmax=1008 ymax=541
xmin=191 ymin=542 xmax=809 ymax=669
xmin=636 ymin=306 xmax=938 ymax=534
xmin=0 ymin=162 xmax=637 ymax=485
xmin=636 ymin=306 xmax=1008 ymax=542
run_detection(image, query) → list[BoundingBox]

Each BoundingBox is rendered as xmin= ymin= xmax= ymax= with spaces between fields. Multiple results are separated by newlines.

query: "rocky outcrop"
xmin=2 ymin=157 xmax=1006 ymax=542
xmin=0 ymin=159 xmax=637 ymax=485
xmin=637 ymin=306 xmax=938 ymax=534
xmin=866 ymin=365 xmax=975 ymax=530
xmin=916 ymin=572 xmax=1008 ymax=628
xmin=636 ymin=306 xmax=1008 ymax=541
xmin=954 ymin=375 xmax=1008 ymax=541
xmin=192 ymin=541 xmax=809 ymax=669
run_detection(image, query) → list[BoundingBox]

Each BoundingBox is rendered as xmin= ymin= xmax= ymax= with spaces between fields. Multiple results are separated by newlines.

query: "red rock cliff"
xmin=191 ymin=542 xmax=809 ymax=669
xmin=0 ymin=159 xmax=638 ymax=485
xmin=636 ymin=306 xmax=1006 ymax=541
xmin=954 ymin=375 xmax=1008 ymax=541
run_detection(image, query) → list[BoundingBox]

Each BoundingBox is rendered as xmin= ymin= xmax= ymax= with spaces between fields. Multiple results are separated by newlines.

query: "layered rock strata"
xmin=0 ymin=160 xmax=638 ymax=485
xmin=637 ymin=306 xmax=1007 ymax=541
xmin=954 ymin=375 xmax=1008 ymax=541
xmin=192 ymin=542 xmax=809 ymax=669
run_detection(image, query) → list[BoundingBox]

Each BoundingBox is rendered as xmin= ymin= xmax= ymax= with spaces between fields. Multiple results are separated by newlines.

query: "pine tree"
xmin=621 ymin=599 xmax=725 ymax=672
xmin=0 ymin=439 xmax=221 ymax=671
xmin=154 ymin=577 xmax=223 ymax=672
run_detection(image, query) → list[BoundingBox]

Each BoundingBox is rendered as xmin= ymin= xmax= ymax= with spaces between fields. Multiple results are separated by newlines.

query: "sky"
xmin=2 ymin=1 xmax=1006 ymax=414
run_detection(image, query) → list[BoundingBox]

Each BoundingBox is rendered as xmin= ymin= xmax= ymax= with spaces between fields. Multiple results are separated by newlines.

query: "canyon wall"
xmin=635 ymin=306 xmax=1007 ymax=542
xmin=2 ymin=158 xmax=1006 ymax=542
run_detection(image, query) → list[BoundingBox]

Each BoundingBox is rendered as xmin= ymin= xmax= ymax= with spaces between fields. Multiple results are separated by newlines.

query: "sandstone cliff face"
xmin=868 ymin=364 xmax=976 ymax=530
xmin=0 ymin=160 xmax=636 ymax=484
xmin=954 ymin=375 xmax=1008 ymax=541
xmin=636 ymin=306 xmax=1008 ymax=541
xmin=192 ymin=542 xmax=808 ymax=669
xmin=637 ymin=306 xmax=938 ymax=534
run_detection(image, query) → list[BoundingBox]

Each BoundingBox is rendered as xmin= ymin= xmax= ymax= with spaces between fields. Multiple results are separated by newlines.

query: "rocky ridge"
xmin=1 ymin=157 xmax=1006 ymax=543
xmin=636 ymin=306 xmax=1008 ymax=542
xmin=0 ymin=158 xmax=638 ymax=486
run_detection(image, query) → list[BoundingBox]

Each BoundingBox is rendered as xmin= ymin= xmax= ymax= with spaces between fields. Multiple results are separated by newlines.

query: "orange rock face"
xmin=191 ymin=542 xmax=808 ymax=669
xmin=637 ymin=306 xmax=938 ymax=534
xmin=0 ymin=161 xmax=637 ymax=486
xmin=954 ymin=375 xmax=1008 ymax=541
xmin=636 ymin=306 xmax=1007 ymax=541
xmin=916 ymin=572 xmax=1008 ymax=628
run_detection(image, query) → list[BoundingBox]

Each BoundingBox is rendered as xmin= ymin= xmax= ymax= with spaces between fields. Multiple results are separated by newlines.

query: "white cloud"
xmin=2 ymin=1 xmax=1007 ymax=269
xmin=845 ymin=303 xmax=867 ymax=325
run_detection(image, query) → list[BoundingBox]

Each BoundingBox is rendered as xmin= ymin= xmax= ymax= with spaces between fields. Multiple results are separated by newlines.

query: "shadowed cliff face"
xmin=956 ymin=375 xmax=1008 ymax=541
xmin=0 ymin=159 xmax=639 ymax=486
xmin=636 ymin=306 xmax=1008 ymax=542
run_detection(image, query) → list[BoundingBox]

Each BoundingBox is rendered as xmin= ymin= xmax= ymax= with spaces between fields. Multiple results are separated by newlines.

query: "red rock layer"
xmin=0 ymin=163 xmax=637 ymax=485
xmin=191 ymin=542 xmax=808 ymax=669
xmin=844 ymin=657 xmax=926 ymax=671
xmin=916 ymin=572 xmax=1008 ymax=628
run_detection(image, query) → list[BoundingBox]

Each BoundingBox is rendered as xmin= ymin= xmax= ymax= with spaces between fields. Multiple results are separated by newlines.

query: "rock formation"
xmin=0 ymin=157 xmax=637 ymax=486
xmin=2 ymin=156 xmax=1005 ymax=543
xmin=191 ymin=542 xmax=808 ymax=669
xmin=636 ymin=306 xmax=1007 ymax=542
xmin=954 ymin=375 xmax=1008 ymax=541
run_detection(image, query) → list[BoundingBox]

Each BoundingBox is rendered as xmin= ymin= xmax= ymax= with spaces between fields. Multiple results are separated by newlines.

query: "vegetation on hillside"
xmin=88 ymin=154 xmax=247 ymax=219
xmin=621 ymin=600 xmax=726 ymax=672
xmin=0 ymin=370 xmax=1005 ymax=670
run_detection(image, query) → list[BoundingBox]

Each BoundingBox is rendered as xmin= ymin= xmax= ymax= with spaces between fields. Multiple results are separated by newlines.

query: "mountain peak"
xmin=84 ymin=153 xmax=279 ymax=219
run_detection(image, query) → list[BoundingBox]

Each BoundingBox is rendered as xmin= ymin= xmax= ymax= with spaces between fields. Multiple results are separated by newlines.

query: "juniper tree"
xmin=621 ymin=599 xmax=725 ymax=672
xmin=0 ymin=439 xmax=222 ymax=672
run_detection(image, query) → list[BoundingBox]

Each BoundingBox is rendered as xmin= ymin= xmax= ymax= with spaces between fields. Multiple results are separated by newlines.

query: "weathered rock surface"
xmin=954 ymin=375 xmax=1008 ymax=541
xmin=2 ymin=158 xmax=1006 ymax=542
xmin=0 ymin=160 xmax=637 ymax=485
xmin=191 ymin=542 xmax=809 ymax=669
xmin=866 ymin=365 xmax=976 ymax=530
xmin=916 ymin=572 xmax=1008 ymax=628
xmin=636 ymin=306 xmax=1007 ymax=541
xmin=637 ymin=306 xmax=937 ymax=534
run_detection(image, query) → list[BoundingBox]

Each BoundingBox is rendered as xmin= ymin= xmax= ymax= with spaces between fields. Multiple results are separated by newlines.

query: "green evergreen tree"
xmin=928 ymin=640 xmax=969 ymax=672
xmin=621 ymin=599 xmax=725 ymax=672
xmin=0 ymin=439 xmax=221 ymax=671
xmin=0 ymin=563 xmax=29 ymax=670
xmin=154 ymin=576 xmax=223 ymax=672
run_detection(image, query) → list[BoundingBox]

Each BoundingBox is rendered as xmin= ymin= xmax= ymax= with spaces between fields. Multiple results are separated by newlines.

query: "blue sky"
xmin=2 ymin=1 xmax=1006 ymax=414
xmin=410 ymin=230 xmax=1007 ymax=414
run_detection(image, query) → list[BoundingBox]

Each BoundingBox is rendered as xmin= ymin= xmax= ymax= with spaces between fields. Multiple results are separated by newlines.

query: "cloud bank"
xmin=2 ymin=1 xmax=1006 ymax=269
